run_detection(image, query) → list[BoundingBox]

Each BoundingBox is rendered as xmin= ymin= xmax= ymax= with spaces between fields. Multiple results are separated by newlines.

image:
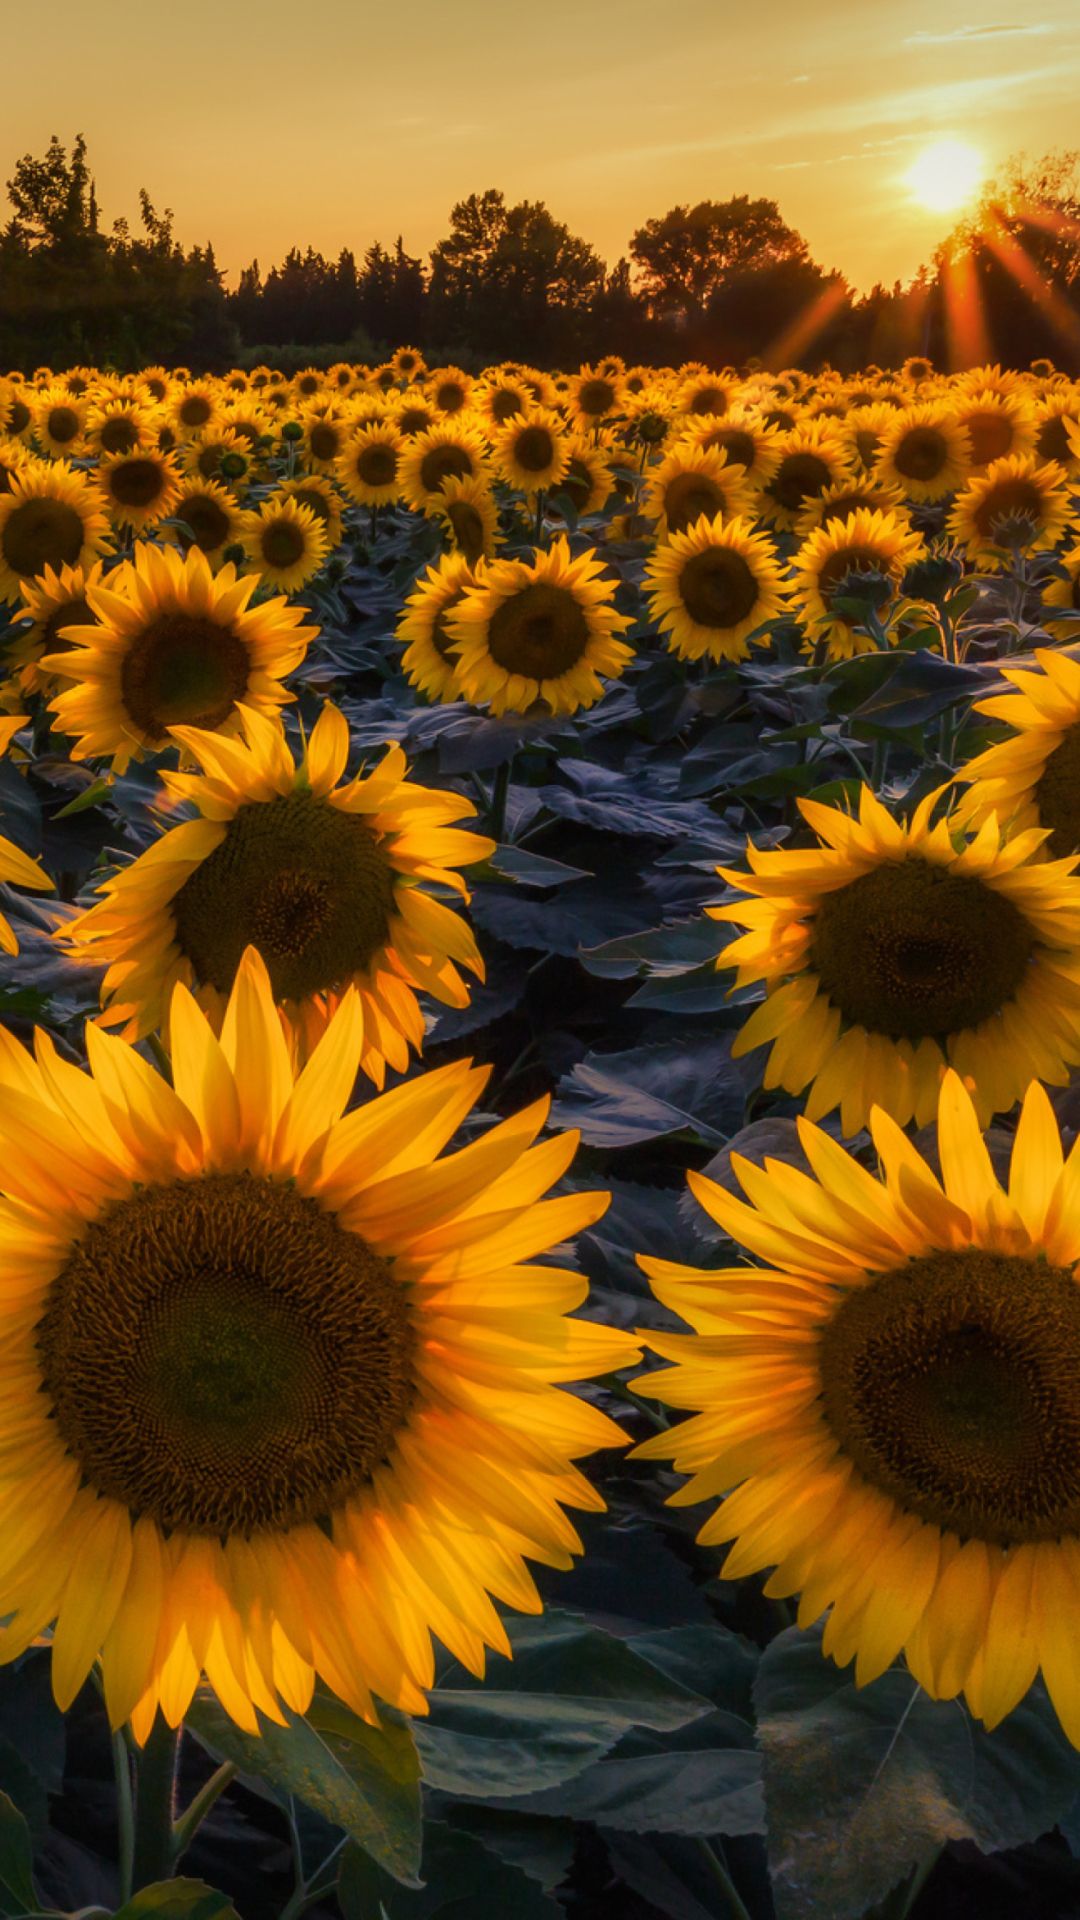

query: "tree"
xmin=428 ymin=190 xmax=605 ymax=357
xmin=630 ymin=197 xmax=812 ymax=325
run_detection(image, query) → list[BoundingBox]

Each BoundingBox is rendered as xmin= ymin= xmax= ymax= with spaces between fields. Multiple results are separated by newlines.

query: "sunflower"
xmin=644 ymin=514 xmax=790 ymax=663
xmin=390 ymin=345 xmax=426 ymax=382
xmin=8 ymin=560 xmax=106 ymax=695
xmin=0 ymin=943 xmax=637 ymax=1736
xmin=238 ymin=497 xmax=330 ymax=594
xmin=86 ymin=399 xmax=157 ymax=458
xmin=137 ymin=367 xmax=173 ymax=406
xmin=791 ymin=508 xmax=925 ymax=658
xmin=675 ymin=371 xmax=737 ymax=418
xmin=183 ymin=428 xmax=256 ymax=494
xmin=566 ymin=367 xmax=625 ymax=433
xmin=0 ymin=714 xmax=51 ymax=949
xmin=1032 ymin=397 xmax=1080 ymax=475
xmin=642 ymin=443 xmax=755 ymax=541
xmin=97 ymin=449 xmax=183 ymax=534
xmin=0 ymin=442 xmax=30 ymax=496
xmin=947 ymin=453 xmax=1072 ymax=568
xmin=953 ymin=648 xmax=1080 ymax=857
xmin=872 ymin=404 xmax=971 ymax=502
xmin=1 ymin=385 xmax=35 ymax=442
xmin=162 ymin=478 xmax=244 ymax=565
xmin=0 ymin=463 xmax=112 ymax=608
xmin=302 ymin=408 xmax=352 ymax=474
xmin=953 ymin=389 xmax=1036 ymax=470
xmin=681 ymin=412 xmax=783 ymax=487
xmin=546 ymin=436 xmax=615 ymax=523
xmin=60 ymin=700 xmax=492 ymax=1066
xmin=168 ymin=382 xmax=222 ymax=441
xmin=447 ymin=538 xmax=632 ymax=718
xmin=427 ymin=366 xmax=474 ymax=416
xmin=492 ymin=407 xmax=570 ymax=495
xmin=476 ymin=378 xmax=533 ymax=432
xmin=390 ymin=389 xmax=439 ymax=439
xmin=275 ymin=474 xmax=345 ymax=549
xmin=33 ymin=390 xmax=89 ymax=460
xmin=396 ymin=551 xmax=477 ymax=703
xmin=426 ymin=475 xmax=500 ymax=567
xmin=843 ymin=402 xmax=903 ymax=474
xmin=712 ymin=783 xmax=1080 ymax=1134
xmin=44 ymin=543 xmax=314 ymax=775
xmin=793 ymin=477 xmax=908 ymax=540
xmin=335 ymin=423 xmax=405 ymax=509
xmin=400 ymin=422 xmax=491 ymax=512
xmin=759 ymin=423 xmax=854 ymax=531
xmin=634 ymin=1069 xmax=1080 ymax=1750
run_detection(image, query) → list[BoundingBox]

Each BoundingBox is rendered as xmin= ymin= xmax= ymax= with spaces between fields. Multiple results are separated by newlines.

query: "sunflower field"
xmin=3 ymin=351 xmax=1080 ymax=1920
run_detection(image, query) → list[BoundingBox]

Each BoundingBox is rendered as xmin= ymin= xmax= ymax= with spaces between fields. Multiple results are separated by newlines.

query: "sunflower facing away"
xmin=712 ymin=784 xmax=1080 ymax=1134
xmin=0 ymin=714 xmax=52 ymax=950
xmin=0 ymin=945 xmax=639 ymax=1735
xmin=643 ymin=513 xmax=789 ymax=663
xmin=954 ymin=648 xmax=1080 ymax=858
xmin=634 ymin=1070 xmax=1080 ymax=1748
xmin=60 ymin=701 xmax=493 ymax=1073
xmin=447 ymin=538 xmax=633 ymax=717
xmin=0 ymin=462 xmax=112 ymax=607
xmin=44 ymin=543 xmax=315 ymax=775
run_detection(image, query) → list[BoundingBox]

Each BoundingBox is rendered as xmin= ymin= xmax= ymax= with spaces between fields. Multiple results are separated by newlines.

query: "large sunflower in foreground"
xmin=791 ymin=508 xmax=925 ymax=659
xmin=59 ymin=702 xmax=493 ymax=1074
xmin=953 ymin=648 xmax=1080 ymax=857
xmin=0 ymin=945 xmax=638 ymax=1736
xmin=712 ymin=783 xmax=1080 ymax=1133
xmin=643 ymin=513 xmax=789 ymax=663
xmin=0 ymin=714 xmax=52 ymax=949
xmin=446 ymin=538 xmax=632 ymax=717
xmin=44 ymin=543 xmax=315 ymax=775
xmin=947 ymin=453 xmax=1072 ymax=568
xmin=634 ymin=1071 xmax=1080 ymax=1748
xmin=0 ymin=463 xmax=112 ymax=606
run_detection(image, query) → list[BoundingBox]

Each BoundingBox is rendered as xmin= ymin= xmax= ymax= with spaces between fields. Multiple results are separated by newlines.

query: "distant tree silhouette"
xmin=629 ymin=197 xmax=813 ymax=327
xmin=428 ymin=190 xmax=605 ymax=358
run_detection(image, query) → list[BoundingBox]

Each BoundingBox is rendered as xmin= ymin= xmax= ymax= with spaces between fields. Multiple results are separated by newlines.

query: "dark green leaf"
xmin=338 ymin=1822 xmax=562 ymax=1919
xmin=550 ymin=1037 xmax=745 ymax=1147
xmin=0 ymin=1789 xmax=35 ymax=1916
xmin=113 ymin=1880 xmax=241 ymax=1919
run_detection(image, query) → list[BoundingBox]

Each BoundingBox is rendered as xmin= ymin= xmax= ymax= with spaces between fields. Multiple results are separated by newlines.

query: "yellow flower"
xmin=302 ymin=407 xmax=352 ymax=474
xmin=426 ymin=475 xmax=500 ymax=567
xmin=492 ymin=407 xmax=570 ymax=495
xmin=447 ymin=538 xmax=632 ymax=717
xmin=0 ymin=944 xmax=637 ymax=1736
xmin=275 ymin=474 xmax=345 ymax=548
xmin=947 ymin=453 xmax=1072 ymax=567
xmin=426 ymin=366 xmax=475 ymax=416
xmin=643 ymin=514 xmax=789 ymax=663
xmin=400 ymin=421 xmax=490 ymax=512
xmin=547 ymin=436 xmax=614 ymax=521
xmin=9 ymin=560 xmax=107 ymax=695
xmin=167 ymin=381 xmax=223 ymax=441
xmin=793 ymin=477 xmax=907 ymax=540
xmin=238 ymin=497 xmax=330 ymax=594
xmin=634 ymin=1070 xmax=1080 ymax=1750
xmin=873 ymin=402 xmax=972 ymax=502
xmin=0 ymin=462 xmax=112 ymax=607
xmin=0 ymin=714 xmax=52 ymax=950
xmin=86 ymin=398 xmax=158 ymax=458
xmin=712 ymin=783 xmax=1080 ymax=1133
xmin=162 ymin=478 xmax=245 ymax=565
xmin=680 ymin=412 xmax=783 ymax=488
xmin=953 ymin=388 xmax=1036 ymax=470
xmin=336 ymin=423 xmax=405 ymax=508
xmin=758 ymin=421 xmax=854 ymax=531
xmin=45 ymin=543 xmax=314 ymax=775
xmin=396 ymin=552 xmax=477 ymax=703
xmin=791 ymin=507 xmax=925 ymax=658
xmin=954 ymin=647 xmax=1080 ymax=856
xmin=97 ymin=449 xmax=184 ymax=533
xmin=642 ymin=442 xmax=756 ymax=541
xmin=33 ymin=390 xmax=89 ymax=460
xmin=566 ymin=365 xmax=625 ymax=433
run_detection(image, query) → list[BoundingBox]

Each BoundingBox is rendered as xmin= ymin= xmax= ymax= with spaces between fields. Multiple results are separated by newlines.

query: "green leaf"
xmin=186 ymin=1686 xmax=422 ymax=1885
xmin=51 ymin=777 xmax=113 ymax=819
xmin=493 ymin=1742 xmax=763 ymax=1836
xmin=0 ymin=1788 xmax=36 ymax=1915
xmin=549 ymin=1037 xmax=745 ymax=1147
xmin=338 ymin=1823 xmax=563 ymax=1919
xmin=113 ymin=1880 xmax=240 ymax=1919
xmin=755 ymin=1624 xmax=1080 ymax=1920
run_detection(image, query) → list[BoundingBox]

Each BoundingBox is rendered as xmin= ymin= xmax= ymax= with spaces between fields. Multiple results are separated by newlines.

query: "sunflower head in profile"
xmin=446 ymin=537 xmax=632 ymax=717
xmin=43 ymin=542 xmax=315 ymax=774
xmin=61 ymin=700 xmax=494 ymax=1070
xmin=9 ymin=559 xmax=106 ymax=695
xmin=33 ymin=390 xmax=89 ymax=460
xmin=791 ymin=507 xmax=925 ymax=659
xmin=400 ymin=421 xmax=490 ymax=512
xmin=238 ymin=496 xmax=331 ymax=593
xmin=98 ymin=448 xmax=183 ymax=533
xmin=635 ymin=1069 xmax=1080 ymax=1751
xmin=0 ymin=944 xmax=637 ymax=1736
xmin=712 ymin=782 xmax=1080 ymax=1135
xmin=0 ymin=714 xmax=52 ymax=950
xmin=162 ymin=477 xmax=244 ymax=565
xmin=947 ymin=452 xmax=1072 ymax=568
xmin=643 ymin=513 xmax=789 ymax=663
xmin=426 ymin=474 xmax=500 ymax=567
xmin=642 ymin=442 xmax=755 ymax=541
xmin=396 ymin=551 xmax=477 ymax=703
xmin=758 ymin=421 xmax=854 ymax=531
xmin=0 ymin=462 xmax=112 ymax=607
xmin=492 ymin=406 xmax=570 ymax=496
xmin=953 ymin=647 xmax=1080 ymax=858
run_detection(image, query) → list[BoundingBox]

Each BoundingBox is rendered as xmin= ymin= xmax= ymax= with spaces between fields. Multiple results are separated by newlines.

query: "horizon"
xmin=6 ymin=1 xmax=1080 ymax=299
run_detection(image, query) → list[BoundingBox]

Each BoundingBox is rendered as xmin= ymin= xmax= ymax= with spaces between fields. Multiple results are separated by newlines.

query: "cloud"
xmin=789 ymin=73 xmax=811 ymax=84
xmin=904 ymin=22 xmax=1050 ymax=44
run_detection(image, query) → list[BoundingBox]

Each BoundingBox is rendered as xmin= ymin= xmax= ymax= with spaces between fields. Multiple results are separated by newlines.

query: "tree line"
xmin=3 ymin=136 xmax=1079 ymax=376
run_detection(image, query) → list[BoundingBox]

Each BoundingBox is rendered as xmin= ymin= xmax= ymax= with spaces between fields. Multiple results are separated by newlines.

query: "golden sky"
xmin=6 ymin=0 xmax=1080 ymax=293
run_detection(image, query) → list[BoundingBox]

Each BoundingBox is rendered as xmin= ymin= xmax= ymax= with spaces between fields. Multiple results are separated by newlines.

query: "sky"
xmin=5 ymin=0 xmax=1080 ymax=294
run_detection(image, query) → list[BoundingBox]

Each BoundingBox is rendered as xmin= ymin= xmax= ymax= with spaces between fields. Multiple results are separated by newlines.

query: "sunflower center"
xmin=710 ymin=428 xmax=755 ymax=467
xmin=972 ymin=479 xmax=1046 ymax=542
xmin=810 ymin=858 xmax=1033 ymax=1040
xmin=37 ymin=1172 xmax=415 ymax=1537
xmin=357 ymin=445 xmax=398 ymax=487
xmin=491 ymin=391 xmax=525 ymax=424
xmin=309 ymin=423 xmax=340 ymax=462
xmin=108 ymin=458 xmax=168 ymax=508
xmin=397 ymin=406 xmax=431 ymax=435
xmin=1033 ymin=723 xmax=1080 ymax=858
xmin=894 ymin=428 xmax=950 ymax=479
xmin=179 ymin=395 xmax=213 ymax=427
xmin=261 ymin=520 xmax=307 ymax=569
xmin=46 ymin=406 xmax=80 ymax=443
xmin=578 ymin=379 xmax=616 ymax=416
xmin=679 ymin=547 xmax=759 ymax=628
xmin=1036 ymin=415 xmax=1072 ymax=463
xmin=1 ymin=498 xmax=85 ymax=579
xmin=769 ymin=451 xmax=831 ymax=513
xmin=7 ymin=399 xmax=31 ymax=435
xmin=99 ymin=416 xmax=139 ymax=454
xmin=854 ymin=427 xmax=882 ymax=466
xmin=819 ymin=491 xmax=879 ymax=529
xmin=435 ymin=382 xmax=466 ymax=413
xmin=420 ymin=446 xmax=473 ymax=494
xmin=171 ymin=790 xmax=396 ymax=1001
xmin=964 ymin=410 xmax=1013 ymax=464
xmin=487 ymin=582 xmax=590 ymax=680
xmin=513 ymin=426 xmax=557 ymax=473
xmin=119 ymin=614 xmax=251 ymax=743
xmin=42 ymin=596 xmax=92 ymax=654
xmin=819 ymin=1249 xmax=1080 ymax=1545
xmin=178 ymin=496 xmax=232 ymax=552
xmin=687 ymin=386 xmax=728 ymax=417
xmin=663 ymin=472 xmax=725 ymax=534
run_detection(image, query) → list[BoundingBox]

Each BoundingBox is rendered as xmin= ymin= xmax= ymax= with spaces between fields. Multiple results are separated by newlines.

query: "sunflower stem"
xmin=130 ymin=1713 xmax=181 ymax=1892
xmin=694 ymin=1838 xmax=752 ymax=1920
xmin=112 ymin=1727 xmax=135 ymax=1905
xmin=171 ymin=1760 xmax=238 ymax=1861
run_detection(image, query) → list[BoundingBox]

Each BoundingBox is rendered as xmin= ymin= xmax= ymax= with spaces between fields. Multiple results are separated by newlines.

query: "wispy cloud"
xmin=904 ymin=22 xmax=1050 ymax=45
xmin=789 ymin=73 xmax=811 ymax=84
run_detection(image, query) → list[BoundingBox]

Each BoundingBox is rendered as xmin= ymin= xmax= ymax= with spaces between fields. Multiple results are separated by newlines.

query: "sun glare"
xmin=905 ymin=137 xmax=985 ymax=214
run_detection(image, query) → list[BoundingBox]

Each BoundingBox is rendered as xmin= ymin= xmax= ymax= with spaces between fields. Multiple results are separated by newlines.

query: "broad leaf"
xmin=0 ymin=1789 xmax=35 ymax=1916
xmin=113 ymin=1881 xmax=241 ymax=1919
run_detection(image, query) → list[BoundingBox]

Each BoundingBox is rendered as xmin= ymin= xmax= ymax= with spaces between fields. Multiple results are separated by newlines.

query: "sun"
xmin=905 ymin=137 xmax=985 ymax=213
